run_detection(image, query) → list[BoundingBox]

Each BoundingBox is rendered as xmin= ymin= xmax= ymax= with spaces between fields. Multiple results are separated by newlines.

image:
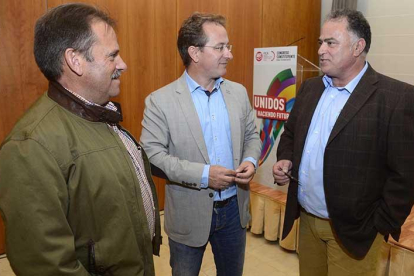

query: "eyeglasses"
xmin=202 ymin=44 xmax=233 ymax=52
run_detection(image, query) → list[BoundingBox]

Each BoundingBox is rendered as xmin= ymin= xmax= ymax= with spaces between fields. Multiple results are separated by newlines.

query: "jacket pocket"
xmin=88 ymin=239 xmax=113 ymax=276
xmin=88 ymin=239 xmax=98 ymax=275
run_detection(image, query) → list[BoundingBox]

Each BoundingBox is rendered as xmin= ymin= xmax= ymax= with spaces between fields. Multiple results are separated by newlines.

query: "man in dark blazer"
xmin=273 ymin=9 xmax=414 ymax=276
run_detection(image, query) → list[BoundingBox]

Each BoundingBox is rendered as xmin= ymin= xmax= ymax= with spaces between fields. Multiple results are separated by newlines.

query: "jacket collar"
xmin=47 ymin=81 xmax=123 ymax=125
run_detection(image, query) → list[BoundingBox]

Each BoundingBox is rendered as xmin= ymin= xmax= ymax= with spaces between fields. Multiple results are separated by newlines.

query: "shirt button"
xmin=209 ymin=193 xmax=214 ymax=198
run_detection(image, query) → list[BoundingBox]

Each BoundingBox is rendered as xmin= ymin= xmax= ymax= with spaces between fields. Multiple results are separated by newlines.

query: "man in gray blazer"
xmin=141 ymin=13 xmax=261 ymax=276
xmin=273 ymin=9 xmax=414 ymax=276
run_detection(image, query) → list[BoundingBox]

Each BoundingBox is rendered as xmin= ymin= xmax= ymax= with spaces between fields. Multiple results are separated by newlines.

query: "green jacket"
xmin=0 ymin=81 xmax=161 ymax=276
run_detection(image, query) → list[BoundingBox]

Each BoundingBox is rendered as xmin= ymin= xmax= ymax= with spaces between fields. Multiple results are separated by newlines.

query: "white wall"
xmin=321 ymin=0 xmax=333 ymax=26
xmin=358 ymin=0 xmax=414 ymax=85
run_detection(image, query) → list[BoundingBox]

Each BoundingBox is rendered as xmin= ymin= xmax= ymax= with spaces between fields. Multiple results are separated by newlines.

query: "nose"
xmin=318 ymin=43 xmax=326 ymax=56
xmin=224 ymin=48 xmax=233 ymax=60
xmin=117 ymin=55 xmax=128 ymax=71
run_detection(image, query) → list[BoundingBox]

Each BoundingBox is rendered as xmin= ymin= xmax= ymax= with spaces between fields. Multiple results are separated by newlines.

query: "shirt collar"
xmin=63 ymin=86 xmax=118 ymax=112
xmin=322 ymin=62 xmax=369 ymax=94
xmin=185 ymin=70 xmax=223 ymax=94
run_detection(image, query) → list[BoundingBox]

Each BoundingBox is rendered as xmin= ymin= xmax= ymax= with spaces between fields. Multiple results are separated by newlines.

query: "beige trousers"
xmin=298 ymin=209 xmax=383 ymax=276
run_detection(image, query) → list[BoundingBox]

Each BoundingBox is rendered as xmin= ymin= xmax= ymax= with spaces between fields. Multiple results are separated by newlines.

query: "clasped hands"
xmin=208 ymin=161 xmax=255 ymax=190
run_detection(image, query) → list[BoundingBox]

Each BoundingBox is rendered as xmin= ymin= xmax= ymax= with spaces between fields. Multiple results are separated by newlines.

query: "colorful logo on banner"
xmin=255 ymin=69 xmax=296 ymax=166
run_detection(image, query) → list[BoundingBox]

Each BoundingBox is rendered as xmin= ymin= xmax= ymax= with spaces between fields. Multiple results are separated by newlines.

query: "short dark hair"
xmin=177 ymin=12 xmax=226 ymax=67
xmin=326 ymin=9 xmax=371 ymax=54
xmin=34 ymin=3 xmax=116 ymax=81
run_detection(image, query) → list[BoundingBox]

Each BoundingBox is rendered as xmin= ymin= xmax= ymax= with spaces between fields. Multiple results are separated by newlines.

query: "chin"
xmin=320 ymin=66 xmax=330 ymax=75
xmin=219 ymin=69 xmax=227 ymax=77
xmin=109 ymin=90 xmax=121 ymax=98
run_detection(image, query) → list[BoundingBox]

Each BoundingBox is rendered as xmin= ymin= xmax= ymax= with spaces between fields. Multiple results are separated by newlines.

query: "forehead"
xmin=91 ymin=21 xmax=119 ymax=49
xmin=202 ymin=22 xmax=229 ymax=43
xmin=320 ymin=19 xmax=350 ymax=40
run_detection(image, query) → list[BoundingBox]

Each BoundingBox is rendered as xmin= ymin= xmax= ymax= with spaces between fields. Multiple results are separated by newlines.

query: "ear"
xmin=64 ymin=48 xmax=83 ymax=76
xmin=353 ymin=38 xmax=366 ymax=57
xmin=188 ymin=46 xmax=200 ymax=64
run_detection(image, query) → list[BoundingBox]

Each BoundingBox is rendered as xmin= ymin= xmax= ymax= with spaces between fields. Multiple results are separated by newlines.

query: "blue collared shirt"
xmin=298 ymin=62 xmax=368 ymax=218
xmin=185 ymin=71 xmax=256 ymax=201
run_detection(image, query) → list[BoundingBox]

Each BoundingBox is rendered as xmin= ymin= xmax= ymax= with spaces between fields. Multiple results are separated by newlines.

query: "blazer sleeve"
xmin=374 ymin=82 xmax=414 ymax=238
xmin=140 ymin=93 xmax=205 ymax=188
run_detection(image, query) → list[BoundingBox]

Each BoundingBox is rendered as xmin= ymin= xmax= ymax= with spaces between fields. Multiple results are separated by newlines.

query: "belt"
xmin=213 ymin=195 xmax=236 ymax=208
xmin=300 ymin=206 xmax=330 ymax=221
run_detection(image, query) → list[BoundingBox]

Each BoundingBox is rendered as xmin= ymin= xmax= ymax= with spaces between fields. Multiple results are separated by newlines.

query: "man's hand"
xmin=208 ymin=165 xmax=236 ymax=190
xmin=272 ymin=160 xmax=292 ymax=186
xmin=235 ymin=161 xmax=255 ymax=185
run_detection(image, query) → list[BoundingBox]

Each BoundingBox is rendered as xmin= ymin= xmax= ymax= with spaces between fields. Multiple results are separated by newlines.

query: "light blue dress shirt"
xmin=185 ymin=72 xmax=256 ymax=201
xmin=298 ymin=62 xmax=368 ymax=218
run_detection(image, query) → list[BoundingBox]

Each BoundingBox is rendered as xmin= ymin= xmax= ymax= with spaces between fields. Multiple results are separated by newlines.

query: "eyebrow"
xmin=107 ymin=49 xmax=119 ymax=58
xmin=318 ymin=38 xmax=338 ymax=43
xmin=213 ymin=42 xmax=229 ymax=46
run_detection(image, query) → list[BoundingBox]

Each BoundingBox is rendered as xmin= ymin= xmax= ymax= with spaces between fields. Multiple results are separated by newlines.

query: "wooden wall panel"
xmin=263 ymin=0 xmax=321 ymax=60
xmin=263 ymin=0 xmax=321 ymax=85
xmin=224 ymin=0 xmax=263 ymax=102
xmin=0 ymin=0 xmax=47 ymax=255
xmin=0 ymin=0 xmax=48 ymax=143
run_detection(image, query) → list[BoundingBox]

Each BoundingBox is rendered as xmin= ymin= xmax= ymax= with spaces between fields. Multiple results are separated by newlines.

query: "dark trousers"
xmin=169 ymin=196 xmax=246 ymax=276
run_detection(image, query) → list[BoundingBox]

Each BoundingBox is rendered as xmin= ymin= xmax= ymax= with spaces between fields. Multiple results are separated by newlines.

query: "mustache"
xmin=111 ymin=69 xmax=122 ymax=79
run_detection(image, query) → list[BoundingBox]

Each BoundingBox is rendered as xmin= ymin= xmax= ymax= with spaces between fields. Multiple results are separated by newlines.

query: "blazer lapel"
xmin=221 ymin=81 xmax=241 ymax=162
xmin=328 ymin=66 xmax=379 ymax=144
xmin=175 ymin=74 xmax=210 ymax=163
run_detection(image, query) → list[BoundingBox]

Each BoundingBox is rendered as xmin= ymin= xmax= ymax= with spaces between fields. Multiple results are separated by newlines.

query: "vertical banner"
xmin=253 ymin=46 xmax=297 ymax=187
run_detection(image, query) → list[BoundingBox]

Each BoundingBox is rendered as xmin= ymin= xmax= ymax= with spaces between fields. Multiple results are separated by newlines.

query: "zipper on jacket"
xmin=88 ymin=239 xmax=97 ymax=275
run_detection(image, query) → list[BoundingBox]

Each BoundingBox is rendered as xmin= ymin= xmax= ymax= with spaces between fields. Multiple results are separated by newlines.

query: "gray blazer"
xmin=141 ymin=73 xmax=261 ymax=246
